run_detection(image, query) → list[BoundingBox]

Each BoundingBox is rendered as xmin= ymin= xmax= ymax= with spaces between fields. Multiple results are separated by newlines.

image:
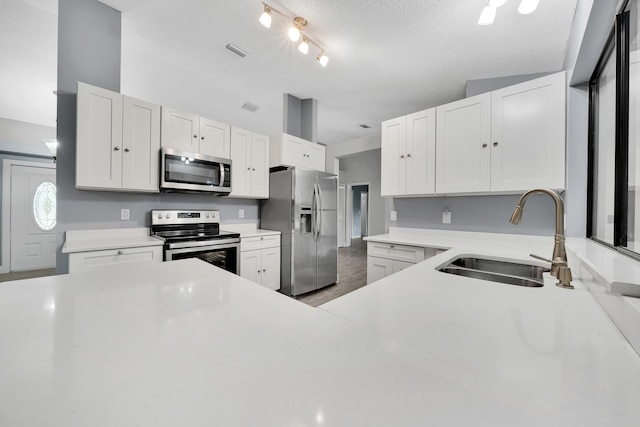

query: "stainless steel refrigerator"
xmin=261 ymin=168 xmax=338 ymax=296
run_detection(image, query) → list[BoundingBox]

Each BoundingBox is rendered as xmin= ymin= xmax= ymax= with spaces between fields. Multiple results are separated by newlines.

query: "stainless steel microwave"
xmin=160 ymin=148 xmax=232 ymax=195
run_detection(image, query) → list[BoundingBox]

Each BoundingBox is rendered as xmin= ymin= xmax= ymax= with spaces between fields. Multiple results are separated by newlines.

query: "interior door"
xmin=10 ymin=165 xmax=56 ymax=271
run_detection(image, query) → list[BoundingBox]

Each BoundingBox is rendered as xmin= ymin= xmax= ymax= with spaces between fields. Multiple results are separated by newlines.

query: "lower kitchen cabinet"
xmin=239 ymin=234 xmax=281 ymax=290
xmin=366 ymin=241 xmax=443 ymax=284
xmin=68 ymin=246 xmax=163 ymax=274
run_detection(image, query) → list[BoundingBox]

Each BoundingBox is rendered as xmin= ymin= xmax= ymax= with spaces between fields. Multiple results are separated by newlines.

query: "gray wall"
xmin=465 ymin=72 xmax=554 ymax=97
xmin=339 ymin=149 xmax=385 ymax=236
xmin=56 ymin=0 xmax=259 ymax=274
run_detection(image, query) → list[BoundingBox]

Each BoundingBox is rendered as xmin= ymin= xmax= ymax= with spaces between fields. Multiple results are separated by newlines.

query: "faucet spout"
xmin=510 ymin=188 xmax=573 ymax=289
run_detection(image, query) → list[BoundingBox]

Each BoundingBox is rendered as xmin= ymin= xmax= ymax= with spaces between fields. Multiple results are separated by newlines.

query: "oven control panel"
xmin=151 ymin=210 xmax=220 ymax=225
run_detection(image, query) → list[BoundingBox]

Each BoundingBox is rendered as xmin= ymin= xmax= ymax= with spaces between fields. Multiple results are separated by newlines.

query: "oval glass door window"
xmin=33 ymin=181 xmax=57 ymax=230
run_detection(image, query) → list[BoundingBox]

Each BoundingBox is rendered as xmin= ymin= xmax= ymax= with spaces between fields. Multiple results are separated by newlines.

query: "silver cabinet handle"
xmin=193 ymin=134 xmax=198 ymax=139
xmin=124 ymin=148 xmax=130 ymax=152
xmin=400 ymin=155 xmax=405 ymax=159
xmin=247 ymin=167 xmax=251 ymax=170
xmin=117 ymin=250 xmax=123 ymax=255
xmin=201 ymin=136 xmax=205 ymax=140
xmin=114 ymin=146 xmax=120 ymax=151
xmin=482 ymin=143 xmax=488 ymax=148
xmin=252 ymin=168 xmax=255 ymax=171
xmin=257 ymin=270 xmax=261 ymax=274
xmin=390 ymin=244 xmax=395 ymax=248
xmin=263 ymin=268 xmax=266 ymax=272
xmin=493 ymin=141 xmax=498 ymax=147
xmin=407 ymin=153 xmax=411 ymax=158
xmin=260 ymin=237 xmax=264 ymax=240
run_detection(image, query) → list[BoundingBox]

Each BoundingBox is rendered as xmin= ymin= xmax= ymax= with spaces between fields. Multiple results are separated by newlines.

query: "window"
xmin=588 ymin=0 xmax=640 ymax=259
xmin=33 ymin=181 xmax=56 ymax=231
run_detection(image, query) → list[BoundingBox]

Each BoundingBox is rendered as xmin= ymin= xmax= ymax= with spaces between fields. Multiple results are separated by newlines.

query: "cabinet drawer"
xmin=367 ymin=241 xmax=425 ymax=263
xmin=240 ymin=235 xmax=280 ymax=251
xmin=68 ymin=246 xmax=162 ymax=273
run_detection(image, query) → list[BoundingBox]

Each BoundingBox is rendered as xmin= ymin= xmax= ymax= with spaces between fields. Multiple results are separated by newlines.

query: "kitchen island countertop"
xmin=1 ymin=233 xmax=640 ymax=425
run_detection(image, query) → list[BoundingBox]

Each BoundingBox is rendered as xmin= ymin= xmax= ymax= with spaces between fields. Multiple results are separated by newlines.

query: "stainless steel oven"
xmin=151 ymin=209 xmax=240 ymax=274
xmin=160 ymin=148 xmax=232 ymax=195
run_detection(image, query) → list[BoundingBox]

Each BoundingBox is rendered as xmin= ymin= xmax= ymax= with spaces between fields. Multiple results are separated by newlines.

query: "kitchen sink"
xmin=437 ymin=256 xmax=550 ymax=288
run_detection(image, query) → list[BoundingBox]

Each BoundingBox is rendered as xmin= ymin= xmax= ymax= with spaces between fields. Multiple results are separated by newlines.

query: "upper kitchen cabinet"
xmin=230 ymin=127 xmax=269 ymax=198
xmin=76 ymin=82 xmax=160 ymax=192
xmin=381 ymin=108 xmax=436 ymax=196
xmin=490 ymin=72 xmax=566 ymax=192
xmin=160 ymin=107 xmax=231 ymax=158
xmin=436 ymin=93 xmax=492 ymax=194
xmin=270 ymin=133 xmax=326 ymax=171
xmin=436 ymin=72 xmax=566 ymax=194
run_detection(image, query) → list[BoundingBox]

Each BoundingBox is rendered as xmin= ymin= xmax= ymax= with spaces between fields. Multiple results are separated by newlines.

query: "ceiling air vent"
xmin=359 ymin=124 xmax=371 ymax=129
xmin=225 ymin=43 xmax=248 ymax=58
xmin=242 ymin=102 xmax=260 ymax=113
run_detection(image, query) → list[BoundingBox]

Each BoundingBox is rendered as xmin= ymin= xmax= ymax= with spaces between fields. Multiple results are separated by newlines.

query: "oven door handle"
xmin=166 ymin=238 xmax=240 ymax=250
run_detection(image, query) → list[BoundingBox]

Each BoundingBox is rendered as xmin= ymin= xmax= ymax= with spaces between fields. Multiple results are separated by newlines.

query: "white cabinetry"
xmin=76 ymin=82 xmax=160 ymax=192
xmin=381 ymin=108 xmax=436 ymax=196
xmin=240 ymin=234 xmax=281 ymax=290
xmin=230 ymin=127 xmax=269 ymax=198
xmin=270 ymin=133 xmax=325 ymax=171
xmin=435 ymin=72 xmax=566 ymax=194
xmin=161 ymin=107 xmax=231 ymax=158
xmin=63 ymin=228 xmax=163 ymax=274
xmin=366 ymin=241 xmax=443 ymax=284
xmin=69 ymin=246 xmax=162 ymax=274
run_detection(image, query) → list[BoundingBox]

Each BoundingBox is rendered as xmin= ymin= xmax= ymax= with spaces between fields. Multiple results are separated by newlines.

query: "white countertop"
xmin=62 ymin=227 xmax=163 ymax=253
xmin=2 ymin=231 xmax=640 ymax=425
xmin=222 ymin=223 xmax=281 ymax=238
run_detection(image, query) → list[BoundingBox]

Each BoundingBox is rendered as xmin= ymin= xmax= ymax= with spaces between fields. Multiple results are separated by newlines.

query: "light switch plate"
xmin=390 ymin=210 xmax=397 ymax=221
xmin=239 ymin=209 xmax=245 ymax=219
xmin=121 ymin=209 xmax=130 ymax=220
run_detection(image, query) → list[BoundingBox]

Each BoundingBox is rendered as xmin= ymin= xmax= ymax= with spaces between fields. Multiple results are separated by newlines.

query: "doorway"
xmin=345 ymin=183 xmax=370 ymax=247
xmin=1 ymin=160 xmax=56 ymax=273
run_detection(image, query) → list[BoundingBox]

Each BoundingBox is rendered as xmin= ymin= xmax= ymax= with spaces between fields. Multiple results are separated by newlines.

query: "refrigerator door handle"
xmin=311 ymin=184 xmax=317 ymax=240
xmin=315 ymin=183 xmax=322 ymax=237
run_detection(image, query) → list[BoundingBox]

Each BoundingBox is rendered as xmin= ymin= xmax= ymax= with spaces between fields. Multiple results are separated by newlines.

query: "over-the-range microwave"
xmin=160 ymin=147 xmax=232 ymax=195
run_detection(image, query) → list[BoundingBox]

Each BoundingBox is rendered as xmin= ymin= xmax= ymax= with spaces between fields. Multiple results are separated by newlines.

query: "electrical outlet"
xmin=390 ymin=210 xmax=397 ymax=221
xmin=121 ymin=209 xmax=130 ymax=220
xmin=239 ymin=209 xmax=245 ymax=219
xmin=442 ymin=209 xmax=451 ymax=224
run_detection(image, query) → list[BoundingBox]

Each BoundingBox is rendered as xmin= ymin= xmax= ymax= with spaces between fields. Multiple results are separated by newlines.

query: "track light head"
xmin=259 ymin=6 xmax=272 ymax=28
xmin=317 ymin=52 xmax=329 ymax=67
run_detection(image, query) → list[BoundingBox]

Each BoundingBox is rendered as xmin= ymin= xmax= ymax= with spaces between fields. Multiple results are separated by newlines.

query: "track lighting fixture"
xmin=478 ymin=0 xmax=539 ymax=25
xmin=259 ymin=2 xmax=329 ymax=67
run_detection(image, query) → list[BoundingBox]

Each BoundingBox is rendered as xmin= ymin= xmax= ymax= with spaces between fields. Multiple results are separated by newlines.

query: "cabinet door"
xmin=160 ymin=108 xmax=199 ymax=152
xmin=68 ymin=246 xmax=162 ymax=274
xmin=281 ymin=134 xmax=304 ymax=167
xmin=76 ymin=82 xmax=123 ymax=190
xmin=199 ymin=118 xmax=231 ymax=158
xmin=122 ymin=96 xmax=160 ymax=192
xmin=230 ymin=127 xmax=251 ymax=197
xmin=240 ymin=249 xmax=261 ymax=284
xmin=366 ymin=256 xmax=394 ymax=284
xmin=381 ymin=116 xmax=406 ymax=196
xmin=250 ymin=132 xmax=270 ymax=198
xmin=436 ymin=93 xmax=491 ymax=194
xmin=393 ymin=260 xmax=414 ymax=274
xmin=406 ymin=108 xmax=436 ymax=195
xmin=491 ymin=72 xmax=566 ymax=192
xmin=304 ymin=142 xmax=326 ymax=171
xmin=261 ymin=247 xmax=281 ymax=290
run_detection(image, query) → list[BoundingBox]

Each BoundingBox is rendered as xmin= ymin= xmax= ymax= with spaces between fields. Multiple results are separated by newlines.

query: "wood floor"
xmin=0 ymin=268 xmax=56 ymax=283
xmin=297 ymin=238 xmax=367 ymax=307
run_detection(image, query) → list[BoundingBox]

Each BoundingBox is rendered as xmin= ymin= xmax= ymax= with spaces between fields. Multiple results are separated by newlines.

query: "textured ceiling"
xmin=2 ymin=0 xmax=578 ymax=145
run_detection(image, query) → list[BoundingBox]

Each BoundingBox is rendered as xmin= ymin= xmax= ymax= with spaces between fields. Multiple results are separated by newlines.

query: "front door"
xmin=10 ymin=165 xmax=56 ymax=271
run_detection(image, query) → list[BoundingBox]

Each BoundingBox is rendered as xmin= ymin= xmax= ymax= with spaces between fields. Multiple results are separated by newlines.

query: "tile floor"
xmin=0 ymin=268 xmax=56 ymax=283
xmin=297 ymin=238 xmax=367 ymax=307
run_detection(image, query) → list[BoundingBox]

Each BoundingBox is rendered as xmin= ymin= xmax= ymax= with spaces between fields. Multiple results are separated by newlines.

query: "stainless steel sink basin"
xmin=437 ymin=256 xmax=550 ymax=288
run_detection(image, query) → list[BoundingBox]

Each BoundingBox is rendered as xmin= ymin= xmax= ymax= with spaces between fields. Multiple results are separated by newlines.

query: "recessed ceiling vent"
xmin=225 ymin=43 xmax=248 ymax=58
xmin=359 ymin=124 xmax=371 ymax=129
xmin=242 ymin=102 xmax=260 ymax=113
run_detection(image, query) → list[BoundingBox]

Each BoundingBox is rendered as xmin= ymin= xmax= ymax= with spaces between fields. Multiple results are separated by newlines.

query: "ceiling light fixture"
xmin=478 ymin=4 xmax=497 ymax=25
xmin=259 ymin=2 xmax=329 ymax=67
xmin=259 ymin=5 xmax=272 ymax=28
xmin=518 ymin=0 xmax=539 ymax=15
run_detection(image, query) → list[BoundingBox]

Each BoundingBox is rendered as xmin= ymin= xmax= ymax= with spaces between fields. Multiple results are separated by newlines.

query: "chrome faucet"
xmin=510 ymin=188 xmax=573 ymax=289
